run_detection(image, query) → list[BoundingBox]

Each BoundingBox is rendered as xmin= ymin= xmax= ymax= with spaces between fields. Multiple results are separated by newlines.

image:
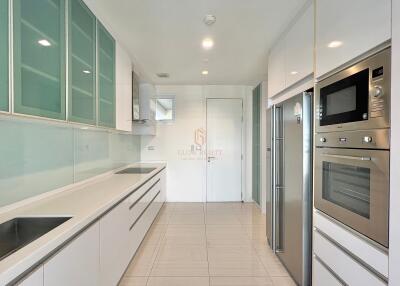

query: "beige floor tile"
xmin=210 ymin=276 xmax=273 ymax=286
xmin=147 ymin=277 xmax=210 ymax=286
xmin=271 ymin=276 xmax=296 ymax=286
xmin=150 ymin=261 xmax=209 ymax=277
xmin=118 ymin=277 xmax=148 ymax=286
xmin=169 ymin=213 xmax=205 ymax=225
xmin=207 ymin=246 xmax=260 ymax=262
xmin=209 ymin=260 xmax=268 ymax=277
xmin=156 ymin=244 xmax=208 ymax=262
xmin=124 ymin=244 xmax=159 ymax=277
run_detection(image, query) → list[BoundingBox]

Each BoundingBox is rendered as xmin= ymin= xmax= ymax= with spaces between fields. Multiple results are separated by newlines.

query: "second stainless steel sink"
xmin=0 ymin=216 xmax=72 ymax=261
xmin=116 ymin=167 xmax=156 ymax=174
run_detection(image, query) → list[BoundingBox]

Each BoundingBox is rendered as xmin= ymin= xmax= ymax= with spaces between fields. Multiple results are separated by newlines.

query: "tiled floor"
xmin=119 ymin=203 xmax=296 ymax=286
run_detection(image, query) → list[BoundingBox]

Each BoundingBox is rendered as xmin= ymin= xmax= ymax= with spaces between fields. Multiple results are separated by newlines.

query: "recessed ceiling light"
xmin=156 ymin=73 xmax=170 ymax=78
xmin=290 ymin=71 xmax=298 ymax=75
xmin=327 ymin=41 xmax=343 ymax=48
xmin=203 ymin=15 xmax=216 ymax=26
xmin=38 ymin=39 xmax=51 ymax=47
xmin=83 ymin=70 xmax=91 ymax=74
xmin=202 ymin=70 xmax=209 ymax=75
xmin=202 ymin=38 xmax=214 ymax=50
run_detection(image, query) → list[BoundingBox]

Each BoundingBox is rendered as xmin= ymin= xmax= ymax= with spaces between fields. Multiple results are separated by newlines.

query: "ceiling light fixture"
xmin=202 ymin=70 xmax=209 ymax=75
xmin=202 ymin=38 xmax=214 ymax=50
xmin=83 ymin=70 xmax=91 ymax=74
xmin=203 ymin=15 xmax=216 ymax=26
xmin=38 ymin=39 xmax=51 ymax=47
xmin=156 ymin=73 xmax=170 ymax=78
xmin=290 ymin=71 xmax=298 ymax=75
xmin=327 ymin=41 xmax=343 ymax=48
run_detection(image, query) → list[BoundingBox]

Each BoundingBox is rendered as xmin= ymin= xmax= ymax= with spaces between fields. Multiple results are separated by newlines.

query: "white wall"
xmin=141 ymin=85 xmax=253 ymax=202
xmin=389 ymin=2 xmax=399 ymax=285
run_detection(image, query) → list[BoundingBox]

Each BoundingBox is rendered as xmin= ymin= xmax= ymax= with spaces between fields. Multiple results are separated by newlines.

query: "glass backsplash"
xmin=0 ymin=115 xmax=140 ymax=207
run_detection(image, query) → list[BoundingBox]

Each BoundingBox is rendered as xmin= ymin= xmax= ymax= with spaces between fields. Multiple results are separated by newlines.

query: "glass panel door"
xmin=0 ymin=0 xmax=8 ymax=111
xmin=97 ymin=21 xmax=115 ymax=128
xmin=322 ymin=161 xmax=371 ymax=218
xmin=13 ymin=0 xmax=66 ymax=120
xmin=68 ymin=0 xmax=96 ymax=125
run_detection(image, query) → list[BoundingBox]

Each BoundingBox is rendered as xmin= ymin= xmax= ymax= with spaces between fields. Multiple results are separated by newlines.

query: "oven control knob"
xmin=320 ymin=137 xmax=327 ymax=143
xmin=363 ymin=136 xmax=373 ymax=143
xmin=373 ymin=85 xmax=383 ymax=98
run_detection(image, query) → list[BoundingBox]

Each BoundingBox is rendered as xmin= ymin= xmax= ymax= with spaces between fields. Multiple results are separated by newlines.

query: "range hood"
xmin=132 ymin=73 xmax=155 ymax=123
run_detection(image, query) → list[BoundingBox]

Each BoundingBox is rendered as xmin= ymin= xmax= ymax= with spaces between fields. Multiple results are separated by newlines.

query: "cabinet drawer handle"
xmin=129 ymin=190 xmax=161 ymax=231
xmin=129 ymin=179 xmax=160 ymax=210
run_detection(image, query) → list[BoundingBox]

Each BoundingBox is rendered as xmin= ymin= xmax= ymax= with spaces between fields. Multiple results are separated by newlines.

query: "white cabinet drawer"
xmin=313 ymin=256 xmax=342 ymax=286
xmin=314 ymin=211 xmax=388 ymax=277
xmin=44 ymin=223 xmax=100 ymax=286
xmin=313 ymin=231 xmax=386 ymax=286
xmin=17 ymin=266 xmax=44 ymax=286
xmin=128 ymin=179 xmax=161 ymax=224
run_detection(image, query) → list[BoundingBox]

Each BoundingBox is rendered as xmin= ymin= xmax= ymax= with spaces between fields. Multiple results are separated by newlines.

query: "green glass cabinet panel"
xmin=97 ymin=21 xmax=115 ymax=128
xmin=68 ymin=0 xmax=96 ymax=125
xmin=13 ymin=0 xmax=66 ymax=120
xmin=0 ymin=0 xmax=8 ymax=111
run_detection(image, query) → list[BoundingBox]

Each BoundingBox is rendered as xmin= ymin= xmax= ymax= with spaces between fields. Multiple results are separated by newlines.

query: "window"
xmin=155 ymin=97 xmax=175 ymax=122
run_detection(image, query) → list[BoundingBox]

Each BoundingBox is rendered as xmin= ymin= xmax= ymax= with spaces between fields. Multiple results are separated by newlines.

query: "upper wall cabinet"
xmin=13 ymin=0 xmax=66 ymax=120
xmin=315 ymin=0 xmax=391 ymax=79
xmin=268 ymin=2 xmax=313 ymax=98
xmin=68 ymin=0 xmax=96 ymax=125
xmin=97 ymin=22 xmax=116 ymax=128
xmin=0 ymin=0 xmax=8 ymax=112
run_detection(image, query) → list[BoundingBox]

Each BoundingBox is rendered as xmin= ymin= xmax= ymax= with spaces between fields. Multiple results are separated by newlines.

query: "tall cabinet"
xmin=0 ymin=0 xmax=8 ymax=112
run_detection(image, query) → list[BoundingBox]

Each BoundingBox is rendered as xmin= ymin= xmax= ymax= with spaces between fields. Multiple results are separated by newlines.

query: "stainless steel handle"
xmin=321 ymin=154 xmax=372 ymax=161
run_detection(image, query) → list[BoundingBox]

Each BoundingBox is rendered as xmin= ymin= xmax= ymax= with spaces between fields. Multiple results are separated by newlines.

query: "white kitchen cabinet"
xmin=285 ymin=3 xmax=313 ymax=88
xmin=268 ymin=2 xmax=313 ymax=98
xmin=43 ymin=223 xmax=100 ymax=286
xmin=99 ymin=196 xmax=130 ymax=286
xmin=115 ymin=43 xmax=133 ymax=132
xmin=315 ymin=0 xmax=391 ymax=79
xmin=268 ymin=39 xmax=286 ymax=98
xmin=313 ymin=256 xmax=342 ymax=286
xmin=17 ymin=266 xmax=44 ymax=286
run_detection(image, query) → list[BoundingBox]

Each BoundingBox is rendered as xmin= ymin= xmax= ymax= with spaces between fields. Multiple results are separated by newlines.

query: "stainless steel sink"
xmin=116 ymin=167 xmax=156 ymax=174
xmin=0 ymin=216 xmax=72 ymax=261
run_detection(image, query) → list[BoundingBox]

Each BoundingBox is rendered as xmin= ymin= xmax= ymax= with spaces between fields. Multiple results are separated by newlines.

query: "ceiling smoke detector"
xmin=156 ymin=73 xmax=170 ymax=78
xmin=203 ymin=15 xmax=216 ymax=26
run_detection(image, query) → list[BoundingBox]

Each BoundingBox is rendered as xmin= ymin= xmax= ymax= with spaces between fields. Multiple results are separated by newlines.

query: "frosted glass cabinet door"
xmin=0 ymin=0 xmax=8 ymax=111
xmin=13 ymin=0 xmax=66 ymax=120
xmin=68 ymin=0 xmax=96 ymax=125
xmin=97 ymin=22 xmax=116 ymax=128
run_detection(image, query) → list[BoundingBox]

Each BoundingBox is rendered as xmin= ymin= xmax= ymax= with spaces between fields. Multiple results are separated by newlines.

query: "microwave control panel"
xmin=370 ymin=66 xmax=385 ymax=118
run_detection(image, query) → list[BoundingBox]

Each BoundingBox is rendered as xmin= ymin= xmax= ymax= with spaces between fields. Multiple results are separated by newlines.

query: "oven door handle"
xmin=321 ymin=154 xmax=372 ymax=161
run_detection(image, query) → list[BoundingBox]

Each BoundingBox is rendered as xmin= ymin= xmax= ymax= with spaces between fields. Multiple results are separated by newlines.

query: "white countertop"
xmin=0 ymin=162 xmax=166 ymax=285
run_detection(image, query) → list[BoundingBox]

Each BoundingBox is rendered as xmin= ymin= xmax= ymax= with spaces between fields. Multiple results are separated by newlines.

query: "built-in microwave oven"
xmin=315 ymin=48 xmax=390 ymax=133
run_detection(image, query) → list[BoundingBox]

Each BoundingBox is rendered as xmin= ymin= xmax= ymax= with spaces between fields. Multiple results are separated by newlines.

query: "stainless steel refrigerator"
xmin=266 ymin=91 xmax=313 ymax=286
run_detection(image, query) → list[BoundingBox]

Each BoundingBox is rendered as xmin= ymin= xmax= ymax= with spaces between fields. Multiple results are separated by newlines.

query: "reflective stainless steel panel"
xmin=315 ymin=48 xmax=390 ymax=132
xmin=275 ymin=92 xmax=312 ymax=286
xmin=314 ymin=145 xmax=389 ymax=247
xmin=266 ymin=107 xmax=273 ymax=248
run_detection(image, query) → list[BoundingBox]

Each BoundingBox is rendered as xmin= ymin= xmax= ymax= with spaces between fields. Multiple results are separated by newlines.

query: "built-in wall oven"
xmin=314 ymin=48 xmax=391 ymax=248
xmin=315 ymin=47 xmax=390 ymax=133
xmin=315 ymin=130 xmax=389 ymax=247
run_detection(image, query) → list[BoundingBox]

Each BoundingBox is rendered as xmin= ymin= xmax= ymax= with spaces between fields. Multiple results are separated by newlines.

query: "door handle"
xmin=321 ymin=154 xmax=371 ymax=161
xmin=208 ymin=156 xmax=216 ymax=162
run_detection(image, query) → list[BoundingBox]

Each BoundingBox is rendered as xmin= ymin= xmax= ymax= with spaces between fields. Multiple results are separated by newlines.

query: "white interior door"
xmin=206 ymin=98 xmax=243 ymax=202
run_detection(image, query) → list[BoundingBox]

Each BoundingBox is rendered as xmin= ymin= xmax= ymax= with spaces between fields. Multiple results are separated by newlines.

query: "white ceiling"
xmin=85 ymin=0 xmax=307 ymax=85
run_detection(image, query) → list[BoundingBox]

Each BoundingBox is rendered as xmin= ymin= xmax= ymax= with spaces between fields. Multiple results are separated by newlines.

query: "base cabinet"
xmin=17 ymin=266 xmax=44 ymax=286
xmin=43 ymin=223 xmax=100 ymax=286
